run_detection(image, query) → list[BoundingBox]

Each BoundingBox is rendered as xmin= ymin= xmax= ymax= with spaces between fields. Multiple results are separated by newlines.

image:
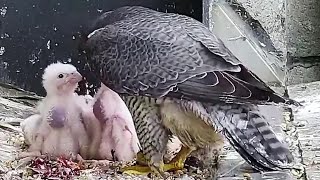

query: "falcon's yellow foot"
xmin=121 ymin=165 xmax=154 ymax=175
xmin=164 ymin=146 xmax=194 ymax=172
xmin=121 ymin=146 xmax=194 ymax=176
xmin=121 ymin=163 xmax=166 ymax=177
xmin=122 ymin=152 xmax=164 ymax=176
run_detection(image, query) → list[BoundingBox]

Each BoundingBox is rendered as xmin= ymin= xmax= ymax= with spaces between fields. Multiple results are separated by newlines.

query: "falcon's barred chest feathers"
xmin=81 ymin=6 xmax=297 ymax=176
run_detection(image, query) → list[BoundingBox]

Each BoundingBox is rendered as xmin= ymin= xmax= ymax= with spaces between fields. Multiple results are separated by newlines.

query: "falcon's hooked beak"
xmin=66 ymin=71 xmax=83 ymax=84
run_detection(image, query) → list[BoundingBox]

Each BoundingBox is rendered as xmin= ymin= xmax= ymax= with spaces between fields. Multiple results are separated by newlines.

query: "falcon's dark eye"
xmin=58 ymin=74 xmax=64 ymax=78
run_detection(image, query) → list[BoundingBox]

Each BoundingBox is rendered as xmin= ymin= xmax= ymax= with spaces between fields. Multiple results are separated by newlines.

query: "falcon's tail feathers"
xmin=208 ymin=104 xmax=294 ymax=171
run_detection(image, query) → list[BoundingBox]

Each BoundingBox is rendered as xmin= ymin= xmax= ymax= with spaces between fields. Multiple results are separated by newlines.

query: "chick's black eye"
xmin=58 ymin=74 xmax=64 ymax=78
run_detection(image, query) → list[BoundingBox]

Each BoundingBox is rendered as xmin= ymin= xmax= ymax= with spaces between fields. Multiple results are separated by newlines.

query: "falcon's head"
xmin=42 ymin=62 xmax=83 ymax=96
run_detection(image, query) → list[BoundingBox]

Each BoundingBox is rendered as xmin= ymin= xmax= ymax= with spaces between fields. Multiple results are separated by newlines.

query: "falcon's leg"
xmin=122 ymin=147 xmax=194 ymax=175
xmin=121 ymin=152 xmax=154 ymax=175
xmin=163 ymin=146 xmax=194 ymax=171
xmin=120 ymin=97 xmax=170 ymax=177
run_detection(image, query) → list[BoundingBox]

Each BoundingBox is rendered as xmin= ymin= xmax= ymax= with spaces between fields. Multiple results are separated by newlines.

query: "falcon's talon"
xmin=123 ymin=148 xmax=190 ymax=175
xmin=121 ymin=165 xmax=153 ymax=175
xmin=121 ymin=164 xmax=165 ymax=177
xmin=122 ymin=153 xmax=165 ymax=177
xmin=163 ymin=161 xmax=184 ymax=172
xmin=164 ymin=146 xmax=194 ymax=171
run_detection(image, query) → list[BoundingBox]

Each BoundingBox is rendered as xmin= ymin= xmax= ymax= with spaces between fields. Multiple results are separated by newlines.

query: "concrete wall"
xmin=236 ymin=0 xmax=286 ymax=55
xmin=286 ymin=0 xmax=320 ymax=85
xmin=286 ymin=0 xmax=320 ymax=57
xmin=212 ymin=0 xmax=320 ymax=85
xmin=208 ymin=0 xmax=287 ymax=85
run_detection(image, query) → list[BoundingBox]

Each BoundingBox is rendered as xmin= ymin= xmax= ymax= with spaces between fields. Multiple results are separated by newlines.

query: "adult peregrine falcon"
xmin=80 ymin=6 xmax=297 ymax=176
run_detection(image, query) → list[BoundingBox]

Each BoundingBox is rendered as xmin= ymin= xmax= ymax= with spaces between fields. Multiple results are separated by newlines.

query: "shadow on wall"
xmin=0 ymin=0 xmax=202 ymax=96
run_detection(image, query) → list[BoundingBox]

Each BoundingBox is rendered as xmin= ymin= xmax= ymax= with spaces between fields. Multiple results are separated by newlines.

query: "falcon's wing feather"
xmin=208 ymin=104 xmax=294 ymax=170
xmin=224 ymin=130 xmax=279 ymax=171
xmin=85 ymin=20 xmax=239 ymax=97
xmin=84 ymin=6 xmax=296 ymax=105
xmin=88 ymin=6 xmax=241 ymax=66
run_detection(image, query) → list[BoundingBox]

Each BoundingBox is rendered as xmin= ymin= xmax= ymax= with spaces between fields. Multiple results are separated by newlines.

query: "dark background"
xmin=0 ymin=0 xmax=202 ymax=96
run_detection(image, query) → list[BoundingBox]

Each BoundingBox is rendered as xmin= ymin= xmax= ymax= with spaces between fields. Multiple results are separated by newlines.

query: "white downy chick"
xmin=20 ymin=100 xmax=48 ymax=146
xmin=20 ymin=114 xmax=42 ymax=146
xmin=92 ymin=83 xmax=140 ymax=162
xmin=76 ymin=94 xmax=102 ymax=159
xmin=19 ymin=62 xmax=89 ymax=160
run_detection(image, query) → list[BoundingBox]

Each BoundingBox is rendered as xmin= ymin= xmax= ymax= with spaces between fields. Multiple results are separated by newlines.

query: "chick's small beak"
xmin=67 ymin=71 xmax=83 ymax=83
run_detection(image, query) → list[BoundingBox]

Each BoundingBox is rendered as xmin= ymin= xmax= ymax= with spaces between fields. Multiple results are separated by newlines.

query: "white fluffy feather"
xmin=19 ymin=62 xmax=89 ymax=160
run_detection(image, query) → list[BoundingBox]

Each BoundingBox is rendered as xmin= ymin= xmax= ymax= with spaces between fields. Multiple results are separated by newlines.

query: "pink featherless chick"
xmin=76 ymin=94 xmax=102 ymax=160
xmin=92 ymin=83 xmax=140 ymax=162
xmin=18 ymin=62 xmax=90 ymax=160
